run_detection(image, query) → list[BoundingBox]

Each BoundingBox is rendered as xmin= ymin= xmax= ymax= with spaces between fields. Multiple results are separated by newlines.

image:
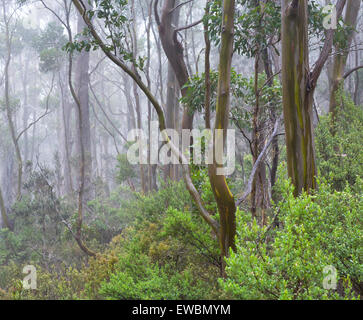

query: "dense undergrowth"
xmin=0 ymin=93 xmax=361 ymax=300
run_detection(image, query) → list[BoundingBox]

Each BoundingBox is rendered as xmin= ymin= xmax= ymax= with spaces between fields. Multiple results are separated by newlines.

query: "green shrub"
xmin=315 ymin=91 xmax=363 ymax=191
xmin=221 ymin=171 xmax=362 ymax=300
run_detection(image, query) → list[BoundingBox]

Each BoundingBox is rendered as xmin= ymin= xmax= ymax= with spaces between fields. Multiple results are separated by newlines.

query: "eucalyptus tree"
xmin=281 ymin=0 xmax=346 ymax=195
xmin=75 ymin=0 xmax=93 ymax=202
xmin=2 ymin=0 xmax=23 ymax=200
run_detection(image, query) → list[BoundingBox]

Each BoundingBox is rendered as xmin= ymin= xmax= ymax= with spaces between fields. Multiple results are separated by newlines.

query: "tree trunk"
xmin=208 ymin=0 xmax=237 ymax=274
xmin=155 ymin=0 xmax=194 ymax=133
xmin=251 ymin=53 xmax=270 ymax=224
xmin=0 ymin=185 xmax=11 ymax=230
xmin=59 ymin=71 xmax=74 ymax=196
xmin=131 ymin=0 xmax=146 ymax=194
xmin=75 ymin=4 xmax=93 ymax=202
xmin=329 ymin=0 xmax=360 ymax=119
xmin=281 ymin=0 xmax=317 ymax=196
xmin=3 ymin=1 xmax=22 ymax=200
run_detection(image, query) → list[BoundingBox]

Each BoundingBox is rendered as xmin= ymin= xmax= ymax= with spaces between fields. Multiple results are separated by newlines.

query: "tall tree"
xmin=75 ymin=0 xmax=93 ymax=201
xmin=208 ymin=0 xmax=237 ymax=271
xmin=281 ymin=0 xmax=345 ymax=195
xmin=2 ymin=0 xmax=23 ymax=200
xmin=164 ymin=4 xmax=180 ymax=182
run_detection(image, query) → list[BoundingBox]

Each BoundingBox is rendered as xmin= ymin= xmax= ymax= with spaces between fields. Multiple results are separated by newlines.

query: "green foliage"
xmin=32 ymin=22 xmax=67 ymax=72
xmin=315 ymin=90 xmax=363 ymax=191
xmin=221 ymin=168 xmax=362 ymax=300
xmin=116 ymin=153 xmax=136 ymax=183
xmin=0 ymin=167 xmax=86 ymax=273
xmin=181 ymin=69 xmax=281 ymax=122
xmin=180 ymin=70 xmax=219 ymax=114
xmin=206 ymin=0 xmax=337 ymax=57
xmin=99 ymin=206 xmax=220 ymax=300
xmin=190 ymin=165 xmax=218 ymax=215
xmin=64 ymin=0 xmax=145 ymax=71
xmin=0 ymin=170 xmax=62 ymax=264
xmin=5 ymin=182 xmax=221 ymax=300
xmin=206 ymin=0 xmax=280 ymax=57
xmin=100 ymin=250 xmax=212 ymax=300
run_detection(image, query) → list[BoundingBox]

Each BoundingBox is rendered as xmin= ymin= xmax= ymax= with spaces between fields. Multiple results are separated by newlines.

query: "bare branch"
xmin=236 ymin=117 xmax=282 ymax=206
xmin=169 ymin=0 xmax=194 ymax=15
xmin=16 ymin=73 xmax=55 ymax=142
xmin=174 ymin=18 xmax=203 ymax=33
xmin=343 ymin=65 xmax=363 ymax=79
xmin=154 ymin=0 xmax=160 ymax=26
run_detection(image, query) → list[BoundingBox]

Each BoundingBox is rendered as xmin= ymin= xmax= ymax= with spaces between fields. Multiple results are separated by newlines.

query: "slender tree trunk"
xmin=143 ymin=1 xmax=155 ymax=191
xmin=62 ymin=0 xmax=95 ymax=257
xmin=353 ymin=37 xmax=360 ymax=105
xmin=59 ymin=71 xmax=74 ymax=196
xmin=3 ymin=1 xmax=22 ymax=201
xmin=122 ymin=74 xmax=137 ymax=132
xmin=75 ymin=3 xmax=93 ymax=202
xmin=21 ymin=56 xmax=29 ymax=166
xmin=131 ymin=0 xmax=146 ymax=194
xmin=262 ymin=47 xmax=280 ymax=200
xmin=162 ymin=0 xmax=181 ymax=182
xmin=208 ymin=0 xmax=236 ymax=275
xmin=329 ymin=0 xmax=360 ymax=119
xmin=0 ymin=185 xmax=11 ymax=230
xmin=251 ymin=53 xmax=270 ymax=224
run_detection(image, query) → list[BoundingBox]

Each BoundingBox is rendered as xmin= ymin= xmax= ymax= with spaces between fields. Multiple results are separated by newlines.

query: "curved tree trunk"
xmin=154 ymin=0 xmax=194 ymax=134
xmin=208 ymin=0 xmax=237 ymax=273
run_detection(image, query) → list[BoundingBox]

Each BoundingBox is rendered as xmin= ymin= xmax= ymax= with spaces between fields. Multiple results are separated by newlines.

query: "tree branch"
xmin=343 ymin=64 xmax=363 ymax=79
xmin=310 ymin=0 xmax=346 ymax=87
xmin=169 ymin=0 xmax=194 ymax=15
xmin=154 ymin=0 xmax=160 ymax=26
xmin=236 ymin=117 xmax=282 ymax=206
xmin=16 ymin=73 xmax=55 ymax=142
xmin=174 ymin=18 xmax=203 ymax=33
